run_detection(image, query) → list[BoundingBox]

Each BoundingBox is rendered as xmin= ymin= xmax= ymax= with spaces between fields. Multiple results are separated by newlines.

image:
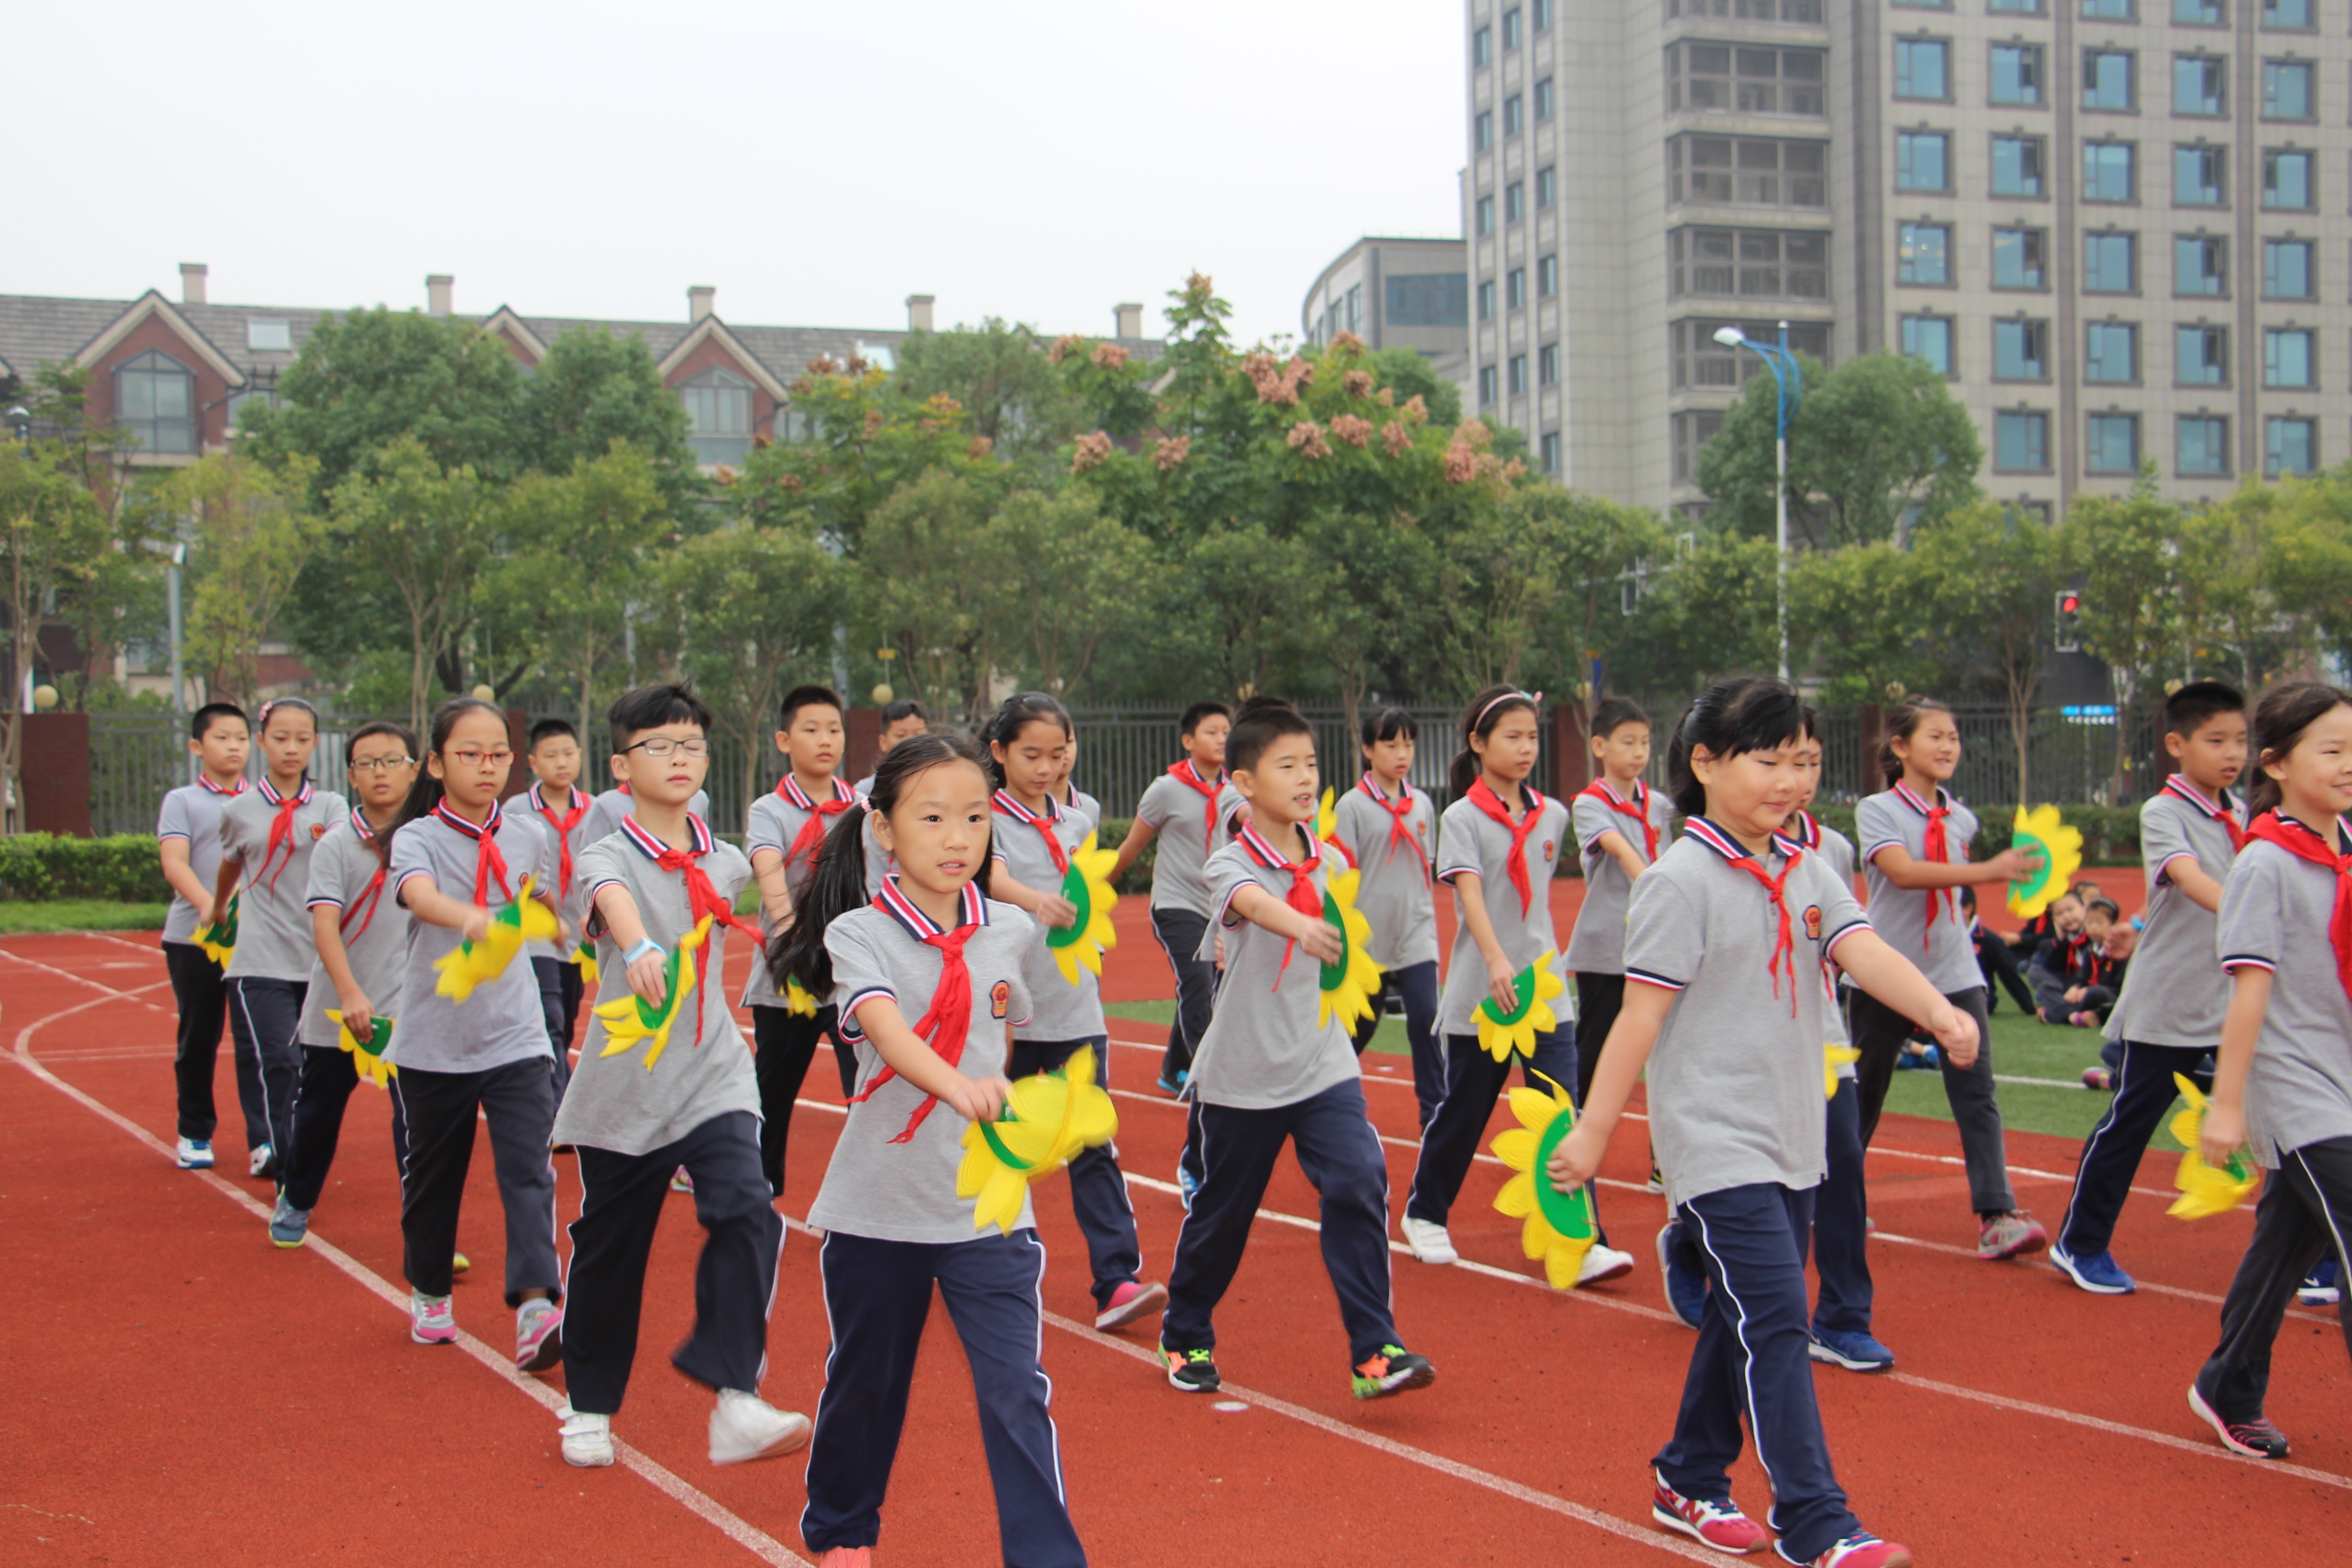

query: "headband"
xmin=1475 ymin=690 xmax=1542 ymax=729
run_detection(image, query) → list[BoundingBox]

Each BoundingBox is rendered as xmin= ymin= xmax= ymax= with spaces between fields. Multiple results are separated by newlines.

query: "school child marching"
xmin=156 ymin=702 xmax=252 ymax=1171
xmin=524 ymin=718 xmax=596 ymax=1094
xmin=1110 ymin=701 xmax=1231 ymax=1096
xmin=1328 ymin=707 xmax=1446 ymax=1126
xmin=1563 ymin=698 xmax=1676 ymax=1115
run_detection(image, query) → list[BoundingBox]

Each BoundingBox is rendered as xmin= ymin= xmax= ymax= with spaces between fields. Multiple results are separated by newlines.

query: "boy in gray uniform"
xmin=1109 ymin=701 xmax=1232 ymax=1093
xmin=156 ymin=702 xmax=251 ymax=1171
xmin=1564 ymin=698 xmax=1674 ymax=1110
xmin=1330 ymin=709 xmax=1443 ymax=1124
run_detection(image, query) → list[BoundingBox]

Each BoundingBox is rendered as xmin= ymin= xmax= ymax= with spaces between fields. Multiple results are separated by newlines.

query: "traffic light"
xmin=2054 ymin=589 xmax=2083 ymax=652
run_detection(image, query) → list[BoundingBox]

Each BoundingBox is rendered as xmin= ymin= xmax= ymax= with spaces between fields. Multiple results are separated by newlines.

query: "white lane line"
xmin=0 ymin=946 xmax=174 ymax=1013
xmin=1869 ymin=1228 xmax=2333 ymax=1324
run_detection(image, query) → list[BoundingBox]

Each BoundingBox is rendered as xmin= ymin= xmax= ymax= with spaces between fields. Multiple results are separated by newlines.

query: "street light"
xmin=1712 ymin=323 xmax=1801 ymax=682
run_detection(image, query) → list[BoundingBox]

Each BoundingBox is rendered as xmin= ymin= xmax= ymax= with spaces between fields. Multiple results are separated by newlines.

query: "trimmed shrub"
xmin=0 ymin=833 xmax=175 ymax=902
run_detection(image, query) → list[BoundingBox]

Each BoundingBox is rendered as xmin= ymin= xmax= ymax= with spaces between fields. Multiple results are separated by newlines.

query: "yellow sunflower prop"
xmin=2166 ymin=1072 xmax=2259 ymax=1220
xmin=2005 ymin=805 xmax=2085 ymax=919
xmin=1045 ymin=831 xmax=1121 ymax=986
xmin=784 ymin=976 xmax=820 ymax=1017
xmin=327 ymin=1009 xmax=397 ymax=1089
xmin=957 ymin=1045 xmax=1120 ymax=1234
xmin=435 ymin=876 xmax=559 ymax=1003
xmin=194 ymin=891 xmax=239 ymax=967
xmin=1318 ymin=867 xmax=1384 ymax=1032
xmin=1475 ymin=948 xmax=1567 ymax=1062
xmin=1491 ymin=1074 xmax=1600 ymax=1289
xmin=1824 ymin=1042 xmax=1861 ymax=1100
xmin=594 ymin=916 xmax=711 ymax=1072
xmin=574 ymin=936 xmax=599 ymax=986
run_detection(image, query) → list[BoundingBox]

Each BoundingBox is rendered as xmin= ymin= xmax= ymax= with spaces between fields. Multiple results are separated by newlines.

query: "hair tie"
xmin=858 ymin=795 xmax=876 ymax=812
xmin=1475 ymin=689 xmax=1541 ymax=728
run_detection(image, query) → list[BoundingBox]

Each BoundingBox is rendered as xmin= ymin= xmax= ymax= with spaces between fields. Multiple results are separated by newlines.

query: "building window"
xmin=2263 ymin=238 xmax=2313 ymax=299
xmin=1508 ymin=354 xmax=1528 ymax=395
xmin=1670 ymin=0 xmax=1827 ymax=12
xmin=2178 ymin=415 xmax=2231 ymax=474
xmin=1534 ymin=0 xmax=1553 ymax=30
xmin=1990 ymin=44 xmax=2043 ymax=106
xmin=1504 ymin=5 xmax=1522 ymax=49
xmin=2175 ymin=234 xmax=2228 ymax=294
xmin=1900 ymin=314 xmax=1956 ymax=375
xmin=2082 ymin=51 xmax=2136 ymax=113
xmin=2262 ymin=148 xmax=2313 ymax=209
xmin=1671 ymin=318 xmax=1832 ymax=387
xmin=1474 ymin=25 xmax=1492 ymax=66
xmin=1507 ymin=268 xmax=1526 ymax=309
xmin=2082 ymin=140 xmax=2137 ymax=202
xmin=1539 ymin=343 xmax=1560 ymax=385
xmin=2082 ymin=0 xmax=2135 ymax=17
xmin=1345 ymin=284 xmax=1362 ymax=331
xmin=1994 ymin=318 xmax=2050 ymax=379
xmin=2174 ymin=0 xmax=2224 ymax=24
xmin=2086 ymin=414 xmax=2141 ymax=474
xmin=1478 ymin=279 xmax=1496 ymax=319
xmin=1507 ymin=181 xmax=1527 ymax=221
xmin=1992 ymin=135 xmax=2046 ymax=197
xmin=1898 ymin=221 xmax=1952 ymax=284
xmin=1540 ymin=431 xmax=1562 ymax=474
xmin=1990 ymin=0 xmax=2046 ymax=11
xmin=1994 ymin=226 xmax=2049 ymax=288
xmin=2085 ymin=321 xmax=2140 ymax=382
xmin=2262 ymin=0 xmax=2313 ymax=26
xmin=679 ymin=368 xmax=752 ymax=466
xmin=1387 ymin=273 xmax=1470 ymax=325
xmin=1535 ymin=77 xmax=1554 ymax=120
xmin=1476 ymin=111 xmax=1494 ymax=152
xmin=2267 ymin=415 xmax=2316 ymax=475
xmin=1538 ymin=254 xmax=1559 ymax=296
xmin=2177 ymin=324 xmax=2230 ymax=383
xmin=2264 ymin=326 xmax=2315 ymax=387
xmin=1479 ymin=365 xmax=1498 ymax=405
xmin=115 ymin=348 xmax=197 ymax=454
xmin=2173 ymin=144 xmax=2227 ymax=205
xmin=2263 ymin=60 xmax=2314 ymax=119
xmin=1505 ymin=94 xmax=1524 ymax=136
xmin=1536 ymin=165 xmax=1556 ymax=207
xmin=1898 ymin=131 xmax=1952 ymax=191
xmin=1667 ymin=227 xmax=1831 ymax=298
xmin=2084 ymin=230 xmax=2139 ymax=291
xmin=1477 ymin=195 xmax=1495 ymax=234
xmin=2173 ymin=55 xmax=2227 ymax=116
xmin=1671 ymin=410 xmax=1725 ymax=485
xmin=246 ymin=319 xmax=293 ymax=352
xmin=1995 ymin=410 xmax=2052 ymax=471
xmin=1666 ymin=43 xmax=1828 ymax=116
xmin=1667 ymin=134 xmax=1830 ymax=207
xmin=1895 ymin=38 xmax=1951 ymax=101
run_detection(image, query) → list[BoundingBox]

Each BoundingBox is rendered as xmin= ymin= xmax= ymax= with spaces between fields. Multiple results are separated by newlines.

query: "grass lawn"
xmin=0 ymin=900 xmax=170 ymax=935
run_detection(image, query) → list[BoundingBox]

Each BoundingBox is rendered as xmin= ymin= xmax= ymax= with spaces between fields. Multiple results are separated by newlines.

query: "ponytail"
xmin=1877 ymin=697 xmax=1954 ymax=789
xmin=383 ymin=697 xmax=505 ymax=865
xmin=1451 ymin=685 xmax=1539 ymax=798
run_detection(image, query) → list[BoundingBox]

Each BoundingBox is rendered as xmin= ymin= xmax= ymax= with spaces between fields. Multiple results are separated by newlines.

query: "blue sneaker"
xmin=269 ymin=1195 xmax=310 ymax=1249
xmin=1808 ymin=1326 xmax=1896 ymax=1372
xmin=1176 ymin=1159 xmax=1200 ymax=1213
xmin=1656 ymin=1222 xmax=1708 ymax=1329
xmin=2298 ymin=1257 xmax=2340 ymax=1307
xmin=175 ymin=1136 xmax=214 ymax=1170
xmin=2051 ymin=1243 xmax=2136 ymax=1295
xmin=1156 ymin=1068 xmax=1191 ymax=1095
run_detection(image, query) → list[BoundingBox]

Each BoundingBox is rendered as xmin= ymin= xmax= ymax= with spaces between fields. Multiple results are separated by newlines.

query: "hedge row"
xmin=1808 ymin=802 xmax=2145 ymax=867
xmin=0 ymin=834 xmax=174 ymax=902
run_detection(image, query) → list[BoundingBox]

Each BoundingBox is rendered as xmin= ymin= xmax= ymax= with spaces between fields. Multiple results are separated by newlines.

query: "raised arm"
xmin=1869 ymin=840 xmax=2040 ymax=891
xmin=1108 ymin=817 xmax=1158 ymax=885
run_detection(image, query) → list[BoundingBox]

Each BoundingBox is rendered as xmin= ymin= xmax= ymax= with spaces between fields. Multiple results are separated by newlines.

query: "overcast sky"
xmin=13 ymin=1 xmax=1466 ymax=348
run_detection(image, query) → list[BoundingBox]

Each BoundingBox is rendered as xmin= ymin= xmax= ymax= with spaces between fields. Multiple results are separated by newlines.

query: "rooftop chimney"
xmin=906 ymin=293 xmax=936 ymax=332
xmin=426 ymin=274 xmax=454 ymax=318
xmin=689 ymin=285 xmax=716 ymax=323
xmin=180 ymin=263 xmax=208 ymax=306
xmin=1113 ymin=301 xmax=1142 ymax=339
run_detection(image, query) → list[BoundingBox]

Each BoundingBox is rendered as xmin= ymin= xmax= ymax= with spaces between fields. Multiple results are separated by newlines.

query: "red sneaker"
xmin=1806 ymin=1534 xmax=1914 ymax=1568
xmin=1094 ymin=1279 xmax=1168 ymax=1331
xmin=1651 ymin=1471 xmax=1769 ymax=1554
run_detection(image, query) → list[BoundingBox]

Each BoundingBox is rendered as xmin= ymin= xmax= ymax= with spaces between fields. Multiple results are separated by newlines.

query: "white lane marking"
xmin=0 ymin=946 xmax=174 ymax=1013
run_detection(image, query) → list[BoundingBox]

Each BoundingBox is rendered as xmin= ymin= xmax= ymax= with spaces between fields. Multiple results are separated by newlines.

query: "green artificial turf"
xmin=0 ymin=900 xmax=171 ymax=934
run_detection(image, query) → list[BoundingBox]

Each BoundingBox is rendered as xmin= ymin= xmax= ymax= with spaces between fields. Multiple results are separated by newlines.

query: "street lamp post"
xmin=1711 ymin=323 xmax=1800 ymax=682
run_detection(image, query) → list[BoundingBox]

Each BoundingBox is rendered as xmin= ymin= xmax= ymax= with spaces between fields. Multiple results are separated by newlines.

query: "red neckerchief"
xmin=1580 ymin=777 xmax=1660 ymax=864
xmin=2246 ymin=810 xmax=2352 ymax=1004
xmin=197 ymin=774 xmax=250 ymax=798
xmin=1237 ymin=820 xmax=1325 ymax=985
xmin=992 ymin=789 xmax=1069 ymax=875
xmin=529 ymin=781 xmax=590 ymax=898
xmin=1894 ymin=779 xmax=1955 ymax=949
xmin=2163 ymin=774 xmax=2248 ymax=854
xmin=617 ymin=814 xmax=762 ymax=1048
xmin=340 ymin=806 xmax=389 ymax=941
xmin=779 ymin=773 xmax=858 ymax=874
xmin=255 ymin=777 xmax=316 ymax=893
xmin=1357 ymin=775 xmax=1429 ymax=882
xmin=846 ymin=879 xmax=989 ymax=1143
xmin=433 ymin=799 xmax=513 ymax=906
xmin=1684 ymin=817 xmax=1807 ymax=1016
xmin=1167 ymin=759 xmax=1223 ymax=848
xmin=1465 ymin=777 xmax=1546 ymax=917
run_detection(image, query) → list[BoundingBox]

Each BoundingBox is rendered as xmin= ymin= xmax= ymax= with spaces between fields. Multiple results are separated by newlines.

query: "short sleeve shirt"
xmin=1134 ymin=764 xmax=1226 ymax=916
xmin=521 ymin=782 xmax=598 ymax=948
xmin=554 ymin=821 xmax=760 ymax=1156
xmin=1190 ymin=827 xmax=1361 ymax=1110
xmin=297 ymin=810 xmax=410 ymax=1049
xmin=219 ymin=780 xmax=348 ymax=983
xmin=583 ymin=786 xmax=710 ymax=854
xmin=386 ymin=802 xmax=557 ymax=1074
xmin=740 ymin=776 xmax=859 ymax=1008
xmin=157 ymin=778 xmax=246 ymax=946
xmin=1627 ymin=821 xmax=1869 ymax=1209
xmin=1857 ymin=783 xmax=1981 ymax=995
xmin=1062 ymin=788 xmax=1103 ymax=831
xmin=989 ymin=792 xmax=1106 ymax=1044
xmin=808 ymin=887 xmax=1037 ymax=1243
xmin=2217 ymin=826 xmax=2352 ymax=1168
xmin=1330 ymin=777 xmax=1439 ymax=970
xmin=2105 ymin=779 xmax=2245 ymax=1048
xmin=1789 ymin=811 xmax=1857 ymax=1054
xmin=1435 ymin=789 xmax=1574 ymax=1037
xmin=1563 ymin=779 xmax=1677 ymax=975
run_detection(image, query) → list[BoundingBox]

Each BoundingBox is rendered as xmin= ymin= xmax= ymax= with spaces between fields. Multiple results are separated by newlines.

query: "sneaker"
xmin=1802 ymin=1533 xmax=1914 ymax=1568
xmin=1162 ymin=1342 xmax=1220 ymax=1393
xmin=248 ymin=1143 xmax=276 ymax=1180
xmin=2298 ymin=1259 xmax=2340 ymax=1307
xmin=1657 ymin=1223 xmax=1709 ymax=1330
xmin=1094 ymin=1279 xmax=1169 ymax=1331
xmin=2189 ymin=1382 xmax=2291 ymax=1459
xmin=1650 ymin=1469 xmax=1769 ymax=1554
xmin=2051 ymin=1244 xmax=2136 ymax=1295
xmin=559 ymin=1406 xmax=614 ymax=1467
xmin=1977 ymin=1210 xmax=2048 ymax=1260
xmin=1808 ymin=1328 xmax=1896 ymax=1373
xmin=1350 ymin=1344 xmax=1436 ymax=1400
xmin=1644 ymin=1162 xmax=1666 ymax=1195
xmin=817 ymin=1551 xmax=871 ymax=1568
xmin=708 ymin=1388 xmax=812 ymax=1465
xmin=1401 ymin=1215 xmax=1458 ymax=1265
xmin=1576 ymin=1242 xmax=1636 ymax=1286
xmin=1176 ymin=1160 xmax=1200 ymax=1213
xmin=515 ymin=1299 xmax=564 ymax=1373
xmin=269 ymin=1196 xmax=310 ymax=1249
xmin=2082 ymin=1066 xmax=2112 ymax=1091
xmin=409 ymin=1293 xmax=456 ymax=1346
xmin=671 ymin=1167 xmax=694 ymax=1193
xmin=175 ymin=1137 xmax=214 ymax=1170
xmin=1155 ymin=1069 xmax=1189 ymax=1095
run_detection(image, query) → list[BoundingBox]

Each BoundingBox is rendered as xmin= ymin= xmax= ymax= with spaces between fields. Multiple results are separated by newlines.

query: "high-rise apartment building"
xmin=1465 ymin=0 xmax=2352 ymax=518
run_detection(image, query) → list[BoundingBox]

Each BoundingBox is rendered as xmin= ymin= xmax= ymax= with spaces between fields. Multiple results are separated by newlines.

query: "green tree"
xmin=859 ymin=469 xmax=1005 ymax=720
xmin=2072 ymin=477 xmax=2183 ymax=794
xmin=1 ymin=437 xmax=115 ymax=828
xmin=980 ymin=488 xmax=1155 ymax=700
xmin=1614 ymin=534 xmax=1781 ymax=697
xmin=738 ymin=362 xmax=1000 ymax=553
xmin=2171 ymin=487 xmax=2277 ymax=692
xmin=1912 ymin=504 xmax=2076 ymax=803
xmin=2255 ymin=467 xmax=2352 ymax=676
xmin=1152 ymin=522 xmax=1338 ymax=702
xmin=167 ymin=454 xmax=327 ymax=707
xmin=327 ymin=436 xmax=495 ymax=730
xmin=1788 ymin=540 xmax=1936 ymax=703
xmin=521 ymin=329 xmax=700 ymax=511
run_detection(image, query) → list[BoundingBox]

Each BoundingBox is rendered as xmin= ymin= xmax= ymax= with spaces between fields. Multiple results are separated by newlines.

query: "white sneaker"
xmin=175 ymin=1137 xmax=214 ymax=1170
xmin=1401 ymin=1216 xmax=1458 ymax=1265
xmin=249 ymin=1143 xmax=275 ymax=1179
xmin=1577 ymin=1242 xmax=1637 ymax=1286
xmin=559 ymin=1406 xmax=614 ymax=1467
xmin=709 ymin=1388 xmax=812 ymax=1465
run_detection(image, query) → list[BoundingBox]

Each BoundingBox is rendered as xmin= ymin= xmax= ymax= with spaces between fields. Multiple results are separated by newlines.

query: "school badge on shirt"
xmin=990 ymin=979 xmax=1011 ymax=1020
xmin=1543 ymin=839 xmax=1555 ymax=862
xmin=310 ymin=823 xmax=327 ymax=840
xmin=1804 ymin=905 xmax=1824 ymax=941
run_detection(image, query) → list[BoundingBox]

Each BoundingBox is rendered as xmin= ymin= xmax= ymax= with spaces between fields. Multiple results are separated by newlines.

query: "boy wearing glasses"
xmin=583 ymin=716 xmax=711 ymax=852
xmin=525 ymin=719 xmax=595 ymax=1094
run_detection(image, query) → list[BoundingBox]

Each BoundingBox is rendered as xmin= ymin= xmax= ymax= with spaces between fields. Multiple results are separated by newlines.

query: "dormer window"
xmin=117 ymin=348 xmax=196 ymax=453
xmin=679 ymin=368 xmax=752 ymax=466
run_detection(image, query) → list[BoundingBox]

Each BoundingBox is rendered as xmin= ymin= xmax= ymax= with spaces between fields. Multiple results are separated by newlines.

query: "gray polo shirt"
xmin=990 ymin=791 xmax=1107 ymax=1044
xmin=1060 ymin=787 xmax=1103 ymax=830
xmin=2218 ymin=823 xmax=2352 ymax=1168
xmin=1563 ymin=779 xmax=1678 ymax=975
xmin=297 ymin=810 xmax=410 ymax=1049
xmin=1134 ymin=763 xmax=1227 ymax=916
xmin=521 ymin=781 xmax=598 ymax=951
xmin=219 ymin=780 xmax=348 ymax=984
xmin=157 ymin=778 xmax=247 ymax=946
xmin=583 ymin=785 xmax=710 ymax=853
xmin=808 ymin=886 xmax=1037 ymax=1243
xmin=740 ymin=775 xmax=860 ymax=1009
xmin=1628 ymin=821 xmax=1869 ymax=1210
xmin=2106 ymin=779 xmax=2245 ymax=1049
xmin=1190 ymin=826 xmax=1362 ymax=1110
xmin=1435 ymin=788 xmax=1574 ymax=1037
xmin=1791 ymin=810 xmax=1857 ymax=1056
xmin=1857 ymin=782 xmax=1981 ymax=995
xmin=554 ymin=822 xmax=760 ymax=1155
xmin=1330 ymin=776 xmax=1439 ymax=970
xmin=387 ymin=802 xmax=557 ymax=1075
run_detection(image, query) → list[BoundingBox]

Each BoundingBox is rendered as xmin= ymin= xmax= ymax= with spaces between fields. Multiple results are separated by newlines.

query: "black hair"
xmin=345 ymin=720 xmax=418 ymax=768
xmin=1450 ymin=685 xmax=1540 ymax=798
xmin=779 ymin=684 xmax=844 ymax=730
xmin=1360 ymin=705 xmax=1416 ymax=748
xmin=608 ymin=682 xmax=712 ymax=741
xmin=1228 ymin=700 xmax=1313 ymax=777
xmin=1877 ymin=696 xmax=1955 ymax=789
xmin=1591 ymin=696 xmax=1651 ymax=741
xmin=254 ymin=695 xmax=318 ymax=734
xmin=1666 ymin=675 xmax=1814 ymax=819
xmin=2165 ymin=679 xmax=2247 ymax=739
xmin=191 ymin=701 xmax=247 ymax=741
xmin=385 ymin=697 xmax=508 ymax=861
xmin=527 ymin=717 xmax=578 ymax=751
xmin=2249 ymin=680 xmax=2352 ymax=817
xmin=1179 ymin=701 xmax=1231 ymax=738
xmin=2085 ymin=897 xmax=2121 ymax=922
xmin=1958 ymin=884 xmax=1977 ymax=911
xmin=880 ymin=698 xmax=929 ymax=727
xmin=771 ymin=730 xmax=995 ymax=995
xmin=983 ymin=691 xmax=1072 ymax=789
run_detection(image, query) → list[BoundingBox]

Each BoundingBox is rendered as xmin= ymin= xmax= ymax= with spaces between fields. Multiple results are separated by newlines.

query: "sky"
xmin=12 ymin=2 xmax=1466 ymax=348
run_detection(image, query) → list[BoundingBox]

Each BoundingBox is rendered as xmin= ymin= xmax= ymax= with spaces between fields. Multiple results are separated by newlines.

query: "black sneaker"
xmin=2189 ymin=1383 xmax=2291 ymax=1459
xmin=1162 ymin=1342 xmax=1220 ymax=1393
xmin=1351 ymin=1344 xmax=1435 ymax=1400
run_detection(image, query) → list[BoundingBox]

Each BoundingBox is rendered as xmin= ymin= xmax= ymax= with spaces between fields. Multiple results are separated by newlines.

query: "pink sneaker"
xmin=1804 ymin=1533 xmax=1913 ymax=1568
xmin=1094 ymin=1279 xmax=1169 ymax=1331
xmin=515 ymin=1299 xmax=564 ymax=1373
xmin=1977 ymin=1210 xmax=2049 ymax=1260
xmin=817 ymin=1550 xmax=871 ymax=1567
xmin=409 ymin=1294 xmax=456 ymax=1346
xmin=1651 ymin=1470 xmax=1769 ymax=1554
